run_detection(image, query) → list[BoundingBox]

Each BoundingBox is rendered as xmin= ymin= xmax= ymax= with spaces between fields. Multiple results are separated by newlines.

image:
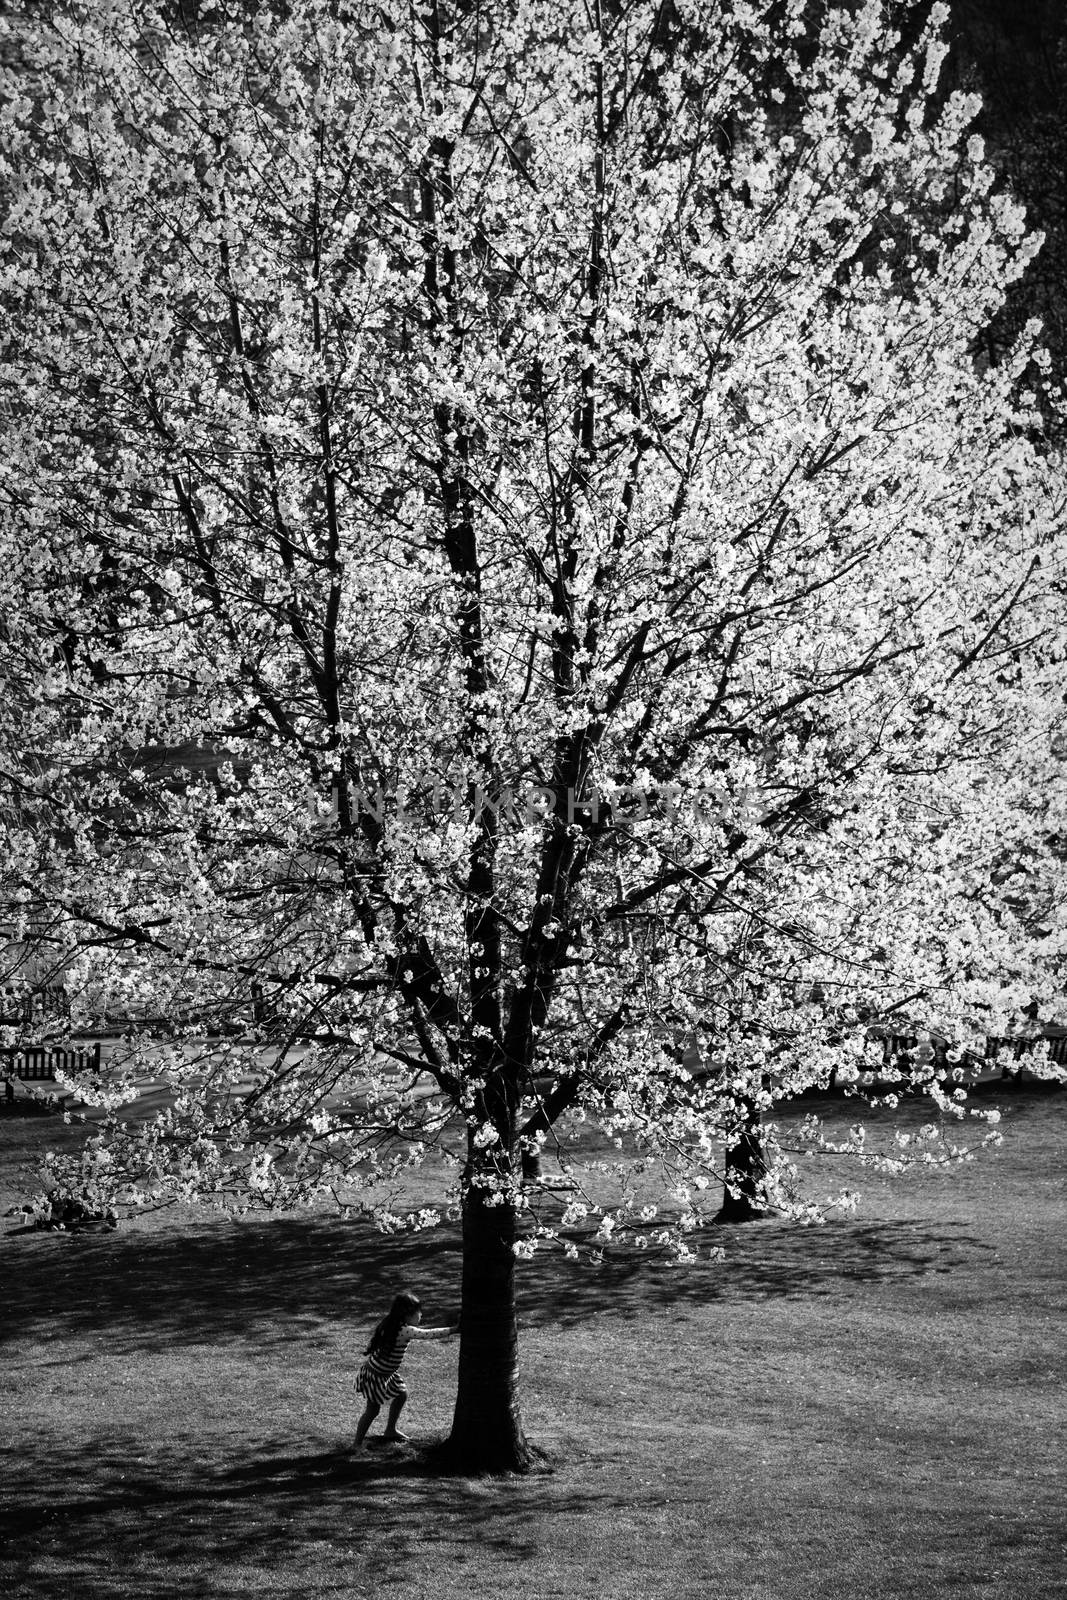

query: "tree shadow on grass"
xmin=2 ymin=1083 xmax=1052 ymax=1359
xmin=1 ymin=1214 xmax=463 ymax=1356
xmin=519 ymin=1214 xmax=998 ymax=1334
xmin=0 ymin=1429 xmax=585 ymax=1600
xmin=0 ymin=1206 xmax=993 ymax=1360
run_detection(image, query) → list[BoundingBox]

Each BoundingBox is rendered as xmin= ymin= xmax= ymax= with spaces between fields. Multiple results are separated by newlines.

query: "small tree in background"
xmin=0 ymin=0 xmax=1064 ymax=1471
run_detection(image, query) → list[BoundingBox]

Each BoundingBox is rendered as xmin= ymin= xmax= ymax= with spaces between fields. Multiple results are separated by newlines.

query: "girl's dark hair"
xmin=366 ymin=1291 xmax=421 ymax=1356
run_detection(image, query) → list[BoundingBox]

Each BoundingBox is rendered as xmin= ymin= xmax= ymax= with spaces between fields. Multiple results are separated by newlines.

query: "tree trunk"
xmin=717 ymin=1093 xmax=769 ymax=1222
xmin=443 ymin=1161 xmax=533 ymax=1474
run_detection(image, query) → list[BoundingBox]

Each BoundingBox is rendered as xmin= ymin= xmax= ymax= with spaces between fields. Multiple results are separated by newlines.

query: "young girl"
xmin=354 ymin=1291 xmax=456 ymax=1447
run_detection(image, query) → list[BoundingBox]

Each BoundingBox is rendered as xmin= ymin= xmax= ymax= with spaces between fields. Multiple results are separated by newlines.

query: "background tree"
xmin=0 ymin=0 xmax=1064 ymax=1472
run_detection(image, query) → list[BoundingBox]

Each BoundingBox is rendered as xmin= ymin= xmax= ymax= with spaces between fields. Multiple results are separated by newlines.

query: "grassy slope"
xmin=0 ymin=1089 xmax=1064 ymax=1600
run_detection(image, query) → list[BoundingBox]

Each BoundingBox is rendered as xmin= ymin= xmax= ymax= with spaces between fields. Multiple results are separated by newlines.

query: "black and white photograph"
xmin=1 ymin=2 xmax=1063 ymax=1595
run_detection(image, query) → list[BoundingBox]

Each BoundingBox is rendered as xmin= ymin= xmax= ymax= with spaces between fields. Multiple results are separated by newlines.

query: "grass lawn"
xmin=0 ymin=1087 xmax=1064 ymax=1600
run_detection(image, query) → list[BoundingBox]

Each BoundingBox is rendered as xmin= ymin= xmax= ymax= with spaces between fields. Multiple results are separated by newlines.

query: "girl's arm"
xmin=407 ymin=1324 xmax=458 ymax=1340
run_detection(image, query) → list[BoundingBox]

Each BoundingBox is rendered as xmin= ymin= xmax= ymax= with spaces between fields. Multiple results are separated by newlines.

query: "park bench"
xmin=1045 ymin=1032 xmax=1067 ymax=1067
xmin=1 ymin=1043 xmax=102 ymax=1104
xmin=982 ymin=1030 xmax=1067 ymax=1077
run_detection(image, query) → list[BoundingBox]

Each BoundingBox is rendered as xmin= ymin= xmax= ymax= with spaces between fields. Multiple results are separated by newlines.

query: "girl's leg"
xmin=354 ymin=1400 xmax=380 ymax=1447
xmin=382 ymin=1392 xmax=408 ymax=1441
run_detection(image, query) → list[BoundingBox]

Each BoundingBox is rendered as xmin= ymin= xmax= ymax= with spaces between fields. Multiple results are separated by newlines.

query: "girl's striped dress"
xmin=357 ymin=1326 xmax=413 ymax=1406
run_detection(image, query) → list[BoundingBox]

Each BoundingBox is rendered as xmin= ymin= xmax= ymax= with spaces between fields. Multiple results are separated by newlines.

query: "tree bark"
xmin=443 ymin=1159 xmax=533 ymax=1474
xmin=717 ymin=1093 xmax=769 ymax=1222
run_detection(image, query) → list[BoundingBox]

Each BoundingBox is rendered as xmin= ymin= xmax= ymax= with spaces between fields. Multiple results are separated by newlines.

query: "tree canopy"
xmin=1 ymin=0 xmax=1064 ymax=1470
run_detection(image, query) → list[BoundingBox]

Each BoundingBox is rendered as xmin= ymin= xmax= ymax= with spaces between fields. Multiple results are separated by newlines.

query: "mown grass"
xmin=1 ymin=1088 xmax=1064 ymax=1600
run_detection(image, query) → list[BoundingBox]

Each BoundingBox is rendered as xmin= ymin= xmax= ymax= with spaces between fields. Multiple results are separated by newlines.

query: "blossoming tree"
xmin=1 ymin=0 xmax=1064 ymax=1471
